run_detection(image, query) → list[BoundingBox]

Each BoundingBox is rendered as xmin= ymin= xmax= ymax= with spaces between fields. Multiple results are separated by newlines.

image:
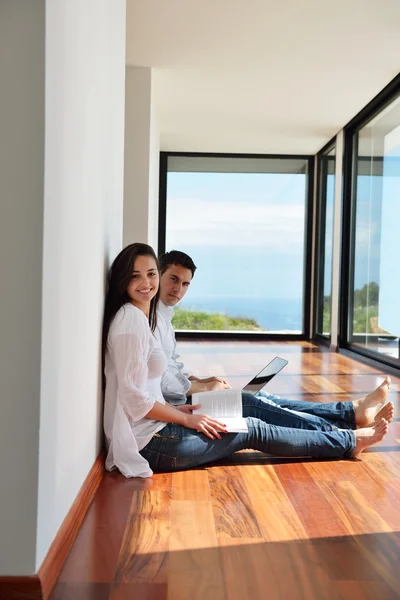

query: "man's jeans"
xmin=252 ymin=391 xmax=356 ymax=430
xmin=140 ymin=393 xmax=356 ymax=472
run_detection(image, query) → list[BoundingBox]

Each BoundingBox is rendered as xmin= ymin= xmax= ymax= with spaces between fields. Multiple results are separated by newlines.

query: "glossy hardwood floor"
xmin=51 ymin=341 xmax=400 ymax=600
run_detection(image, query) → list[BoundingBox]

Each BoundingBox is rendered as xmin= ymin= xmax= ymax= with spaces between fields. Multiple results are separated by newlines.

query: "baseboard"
xmin=0 ymin=576 xmax=42 ymax=600
xmin=37 ymin=450 xmax=105 ymax=599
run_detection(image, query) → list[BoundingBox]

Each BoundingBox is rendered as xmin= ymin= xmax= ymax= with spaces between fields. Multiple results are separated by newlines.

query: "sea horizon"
xmin=178 ymin=295 xmax=303 ymax=331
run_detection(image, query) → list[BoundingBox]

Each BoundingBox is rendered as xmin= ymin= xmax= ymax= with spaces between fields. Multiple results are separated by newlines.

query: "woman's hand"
xmin=176 ymin=403 xmax=202 ymax=414
xmin=184 ymin=413 xmax=228 ymax=440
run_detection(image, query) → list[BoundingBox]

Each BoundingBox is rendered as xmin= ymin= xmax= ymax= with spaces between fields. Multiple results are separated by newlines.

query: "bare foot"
xmin=353 ymin=377 xmax=391 ymax=427
xmin=351 ymin=419 xmax=389 ymax=458
xmin=374 ymin=401 xmax=394 ymax=424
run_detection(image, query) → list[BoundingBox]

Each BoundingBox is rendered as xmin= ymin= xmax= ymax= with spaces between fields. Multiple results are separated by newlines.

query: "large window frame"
xmin=314 ymin=139 xmax=336 ymax=344
xmin=158 ymin=152 xmax=315 ymax=340
xmin=340 ymin=73 xmax=400 ymax=371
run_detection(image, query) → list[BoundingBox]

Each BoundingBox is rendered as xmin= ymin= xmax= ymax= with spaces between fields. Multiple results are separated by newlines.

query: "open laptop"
xmin=242 ymin=356 xmax=288 ymax=395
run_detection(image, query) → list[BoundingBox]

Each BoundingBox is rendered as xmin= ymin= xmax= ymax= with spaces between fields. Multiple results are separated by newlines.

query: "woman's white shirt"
xmin=104 ymin=303 xmax=167 ymax=478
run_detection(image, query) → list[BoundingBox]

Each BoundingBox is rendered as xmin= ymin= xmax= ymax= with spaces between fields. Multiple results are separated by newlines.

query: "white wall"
xmin=0 ymin=0 xmax=45 ymax=575
xmin=148 ymin=97 xmax=160 ymax=250
xmin=36 ymin=0 xmax=126 ymax=570
xmin=123 ymin=67 xmax=160 ymax=249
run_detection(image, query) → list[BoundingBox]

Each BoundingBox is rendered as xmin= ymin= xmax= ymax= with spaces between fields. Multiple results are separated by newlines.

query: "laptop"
xmin=242 ymin=356 xmax=288 ymax=395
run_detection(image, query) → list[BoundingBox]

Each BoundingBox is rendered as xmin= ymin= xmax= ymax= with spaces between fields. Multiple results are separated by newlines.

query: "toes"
xmin=376 ymin=418 xmax=388 ymax=432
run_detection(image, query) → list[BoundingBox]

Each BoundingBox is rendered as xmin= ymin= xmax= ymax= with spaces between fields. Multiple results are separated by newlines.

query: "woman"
xmin=103 ymin=243 xmax=391 ymax=478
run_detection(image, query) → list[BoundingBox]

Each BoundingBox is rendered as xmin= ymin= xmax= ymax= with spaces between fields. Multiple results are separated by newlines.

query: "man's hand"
xmin=187 ymin=376 xmax=231 ymax=396
xmin=201 ymin=376 xmax=230 ymax=385
xmin=207 ymin=380 xmax=231 ymax=391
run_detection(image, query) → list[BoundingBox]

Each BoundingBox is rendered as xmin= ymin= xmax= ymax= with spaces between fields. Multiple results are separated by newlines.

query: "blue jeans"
xmin=141 ymin=394 xmax=356 ymax=471
xmin=252 ymin=391 xmax=356 ymax=430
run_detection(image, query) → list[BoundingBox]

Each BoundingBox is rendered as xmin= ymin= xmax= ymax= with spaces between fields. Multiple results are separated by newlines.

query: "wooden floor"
xmin=51 ymin=341 xmax=400 ymax=600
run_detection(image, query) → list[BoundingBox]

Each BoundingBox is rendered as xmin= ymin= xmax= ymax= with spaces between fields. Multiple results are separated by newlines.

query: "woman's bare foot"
xmin=353 ymin=377 xmax=392 ymax=427
xmin=351 ymin=418 xmax=389 ymax=458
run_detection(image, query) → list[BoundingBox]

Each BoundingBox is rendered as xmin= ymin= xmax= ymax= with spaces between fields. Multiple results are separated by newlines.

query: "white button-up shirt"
xmin=104 ymin=304 xmax=167 ymax=478
xmin=154 ymin=301 xmax=191 ymax=405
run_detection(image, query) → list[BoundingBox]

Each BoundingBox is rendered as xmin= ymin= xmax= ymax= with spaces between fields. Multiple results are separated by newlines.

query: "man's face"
xmin=160 ymin=264 xmax=193 ymax=307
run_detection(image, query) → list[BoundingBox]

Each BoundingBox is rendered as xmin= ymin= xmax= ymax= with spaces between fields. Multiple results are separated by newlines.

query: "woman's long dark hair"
xmin=101 ymin=243 xmax=160 ymax=377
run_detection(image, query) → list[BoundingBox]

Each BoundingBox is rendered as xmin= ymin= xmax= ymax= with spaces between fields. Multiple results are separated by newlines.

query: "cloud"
xmin=166 ymin=196 xmax=305 ymax=250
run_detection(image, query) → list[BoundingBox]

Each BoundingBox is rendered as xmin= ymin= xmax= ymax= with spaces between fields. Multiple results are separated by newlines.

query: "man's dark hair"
xmin=159 ymin=250 xmax=197 ymax=277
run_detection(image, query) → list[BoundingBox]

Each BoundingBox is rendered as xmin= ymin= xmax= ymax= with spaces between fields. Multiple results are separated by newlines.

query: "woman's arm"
xmin=145 ymin=401 xmax=227 ymax=440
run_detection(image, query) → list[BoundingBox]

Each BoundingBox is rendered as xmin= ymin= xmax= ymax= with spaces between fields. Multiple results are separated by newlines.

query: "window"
xmin=316 ymin=146 xmax=336 ymax=338
xmin=161 ymin=154 xmax=312 ymax=334
xmin=348 ymin=95 xmax=400 ymax=360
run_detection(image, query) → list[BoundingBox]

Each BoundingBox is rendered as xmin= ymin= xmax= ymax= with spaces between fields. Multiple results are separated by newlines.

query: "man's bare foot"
xmin=351 ymin=419 xmax=389 ymax=458
xmin=374 ymin=401 xmax=394 ymax=424
xmin=353 ymin=377 xmax=392 ymax=427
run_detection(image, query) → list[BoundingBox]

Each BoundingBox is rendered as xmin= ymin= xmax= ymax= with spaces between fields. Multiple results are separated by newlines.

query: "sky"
xmin=165 ymin=161 xmax=398 ymax=335
xmin=166 ymin=171 xmax=307 ymax=301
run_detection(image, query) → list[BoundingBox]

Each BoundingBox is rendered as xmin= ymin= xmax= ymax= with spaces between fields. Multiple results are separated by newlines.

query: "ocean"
xmin=179 ymin=296 xmax=303 ymax=332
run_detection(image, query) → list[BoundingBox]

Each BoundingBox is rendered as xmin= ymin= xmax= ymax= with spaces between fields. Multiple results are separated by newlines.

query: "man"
xmin=154 ymin=251 xmax=394 ymax=432
xmin=154 ymin=250 xmax=230 ymax=405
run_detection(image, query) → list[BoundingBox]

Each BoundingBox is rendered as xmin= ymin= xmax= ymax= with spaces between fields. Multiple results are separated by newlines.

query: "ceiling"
xmin=126 ymin=0 xmax=400 ymax=155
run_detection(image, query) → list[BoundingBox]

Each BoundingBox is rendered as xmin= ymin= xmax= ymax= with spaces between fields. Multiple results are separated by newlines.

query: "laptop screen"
xmin=243 ymin=357 xmax=288 ymax=395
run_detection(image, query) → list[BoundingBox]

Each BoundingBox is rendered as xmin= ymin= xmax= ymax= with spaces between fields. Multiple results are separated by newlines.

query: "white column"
xmin=124 ymin=66 xmax=160 ymax=249
xmin=37 ymin=0 xmax=126 ymax=570
xmin=0 ymin=0 xmax=127 ymax=576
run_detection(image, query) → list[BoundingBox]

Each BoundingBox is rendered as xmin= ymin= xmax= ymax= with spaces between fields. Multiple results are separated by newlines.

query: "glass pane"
xmin=350 ymin=95 xmax=400 ymax=359
xmin=165 ymin=156 xmax=309 ymax=333
xmin=316 ymin=147 xmax=335 ymax=337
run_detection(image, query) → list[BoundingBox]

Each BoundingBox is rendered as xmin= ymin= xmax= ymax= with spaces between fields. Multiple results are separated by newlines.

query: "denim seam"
xmin=343 ymin=430 xmax=357 ymax=458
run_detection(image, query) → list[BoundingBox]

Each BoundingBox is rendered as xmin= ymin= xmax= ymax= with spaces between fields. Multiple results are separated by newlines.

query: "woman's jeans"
xmin=140 ymin=393 xmax=357 ymax=472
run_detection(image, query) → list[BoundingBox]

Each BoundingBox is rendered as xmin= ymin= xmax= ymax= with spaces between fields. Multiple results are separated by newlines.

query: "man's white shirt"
xmin=154 ymin=301 xmax=191 ymax=404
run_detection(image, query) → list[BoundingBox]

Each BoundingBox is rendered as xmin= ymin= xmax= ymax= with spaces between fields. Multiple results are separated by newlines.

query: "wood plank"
xmin=332 ymin=581 xmax=398 ymax=600
xmin=50 ymin=582 xmax=111 ymax=600
xmin=317 ymin=479 xmax=392 ymax=535
xmin=110 ymin=582 xmax=167 ymax=600
xmin=208 ymin=465 xmax=262 ymax=538
xmin=0 ymin=576 xmax=43 ymax=600
xmin=113 ymin=491 xmax=170 ymax=584
xmin=242 ymin=465 xmax=308 ymax=541
xmin=167 ymin=500 xmax=226 ymax=600
xmin=171 ymin=469 xmax=210 ymax=501
xmin=316 ymin=481 xmax=400 ymax=595
xmin=217 ymin=538 xmax=279 ymax=600
xmin=57 ymin=471 xmax=144 ymax=583
xmin=276 ymin=462 xmax=349 ymax=538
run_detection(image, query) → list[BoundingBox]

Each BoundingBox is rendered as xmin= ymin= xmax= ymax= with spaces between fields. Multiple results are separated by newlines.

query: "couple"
xmin=102 ymin=243 xmax=393 ymax=478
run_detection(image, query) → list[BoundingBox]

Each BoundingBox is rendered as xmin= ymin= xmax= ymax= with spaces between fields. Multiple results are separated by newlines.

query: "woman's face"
xmin=127 ymin=254 xmax=159 ymax=313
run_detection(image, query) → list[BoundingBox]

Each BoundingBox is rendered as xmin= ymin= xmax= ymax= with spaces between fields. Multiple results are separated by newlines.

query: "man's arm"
xmin=187 ymin=378 xmax=231 ymax=396
xmin=156 ymin=308 xmax=230 ymax=400
xmin=189 ymin=375 xmax=230 ymax=385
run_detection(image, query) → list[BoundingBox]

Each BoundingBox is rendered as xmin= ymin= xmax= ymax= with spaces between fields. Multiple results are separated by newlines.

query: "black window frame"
xmin=340 ymin=72 xmax=400 ymax=371
xmin=314 ymin=138 xmax=337 ymax=344
xmin=158 ymin=151 xmax=314 ymax=341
